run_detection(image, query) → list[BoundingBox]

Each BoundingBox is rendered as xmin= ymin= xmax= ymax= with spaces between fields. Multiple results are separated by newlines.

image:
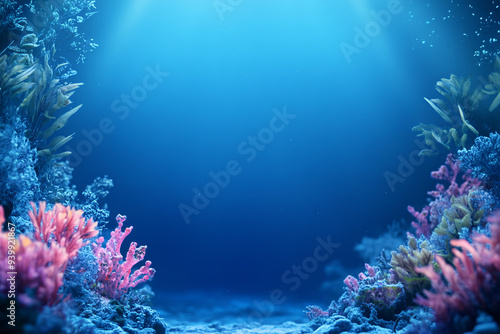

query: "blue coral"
xmin=0 ymin=116 xmax=39 ymax=234
xmin=459 ymin=132 xmax=500 ymax=197
xmin=80 ymin=175 xmax=113 ymax=225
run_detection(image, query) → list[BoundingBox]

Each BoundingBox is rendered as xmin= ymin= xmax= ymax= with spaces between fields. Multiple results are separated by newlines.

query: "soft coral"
xmin=415 ymin=210 xmax=500 ymax=326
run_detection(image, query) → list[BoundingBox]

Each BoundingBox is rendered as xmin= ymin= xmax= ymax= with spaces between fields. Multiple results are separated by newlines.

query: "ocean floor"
xmin=154 ymin=291 xmax=315 ymax=334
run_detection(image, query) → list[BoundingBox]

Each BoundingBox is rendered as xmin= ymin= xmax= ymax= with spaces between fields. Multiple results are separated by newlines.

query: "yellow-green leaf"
xmin=42 ymin=104 xmax=82 ymax=139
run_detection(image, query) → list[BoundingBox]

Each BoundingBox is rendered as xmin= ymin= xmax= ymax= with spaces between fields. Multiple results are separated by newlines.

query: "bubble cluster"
xmin=405 ymin=0 xmax=500 ymax=66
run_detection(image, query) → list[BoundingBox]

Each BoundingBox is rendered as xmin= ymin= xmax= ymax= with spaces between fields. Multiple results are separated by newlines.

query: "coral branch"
xmin=92 ymin=214 xmax=155 ymax=299
xmin=415 ymin=210 xmax=500 ymax=324
xmin=28 ymin=201 xmax=98 ymax=259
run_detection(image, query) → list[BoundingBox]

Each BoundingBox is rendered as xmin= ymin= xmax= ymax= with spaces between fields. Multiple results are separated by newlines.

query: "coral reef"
xmin=415 ymin=211 xmax=500 ymax=332
xmin=0 ymin=3 xmax=163 ymax=333
xmin=0 ymin=202 xmax=98 ymax=306
xmin=313 ymin=153 xmax=497 ymax=333
xmin=0 ymin=203 xmax=163 ymax=333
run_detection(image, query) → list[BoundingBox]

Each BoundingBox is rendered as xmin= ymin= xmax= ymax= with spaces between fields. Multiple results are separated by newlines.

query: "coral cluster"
xmin=413 ymin=58 xmax=500 ymax=157
xmin=0 ymin=3 xmax=162 ymax=332
xmin=415 ymin=211 xmax=500 ymax=330
xmin=459 ymin=132 xmax=500 ymax=196
xmin=0 ymin=202 xmax=98 ymax=306
xmin=315 ymin=146 xmax=499 ymax=332
xmin=0 ymin=202 xmax=161 ymax=333
xmin=408 ymin=153 xmax=482 ymax=239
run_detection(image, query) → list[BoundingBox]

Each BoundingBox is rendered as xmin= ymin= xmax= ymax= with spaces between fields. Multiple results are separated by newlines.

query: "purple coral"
xmin=92 ymin=214 xmax=155 ymax=299
xmin=428 ymin=153 xmax=481 ymax=198
xmin=409 ymin=154 xmax=482 ymax=238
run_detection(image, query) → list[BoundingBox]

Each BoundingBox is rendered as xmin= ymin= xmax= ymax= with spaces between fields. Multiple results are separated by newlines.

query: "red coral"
xmin=92 ymin=214 xmax=155 ymax=299
xmin=415 ymin=211 xmax=500 ymax=325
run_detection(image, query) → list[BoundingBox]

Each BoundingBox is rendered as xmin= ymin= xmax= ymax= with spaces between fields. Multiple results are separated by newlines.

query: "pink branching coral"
xmin=92 ymin=214 xmax=155 ymax=299
xmin=408 ymin=205 xmax=432 ymax=238
xmin=28 ymin=201 xmax=99 ymax=260
xmin=0 ymin=204 xmax=77 ymax=305
xmin=428 ymin=153 xmax=482 ymax=199
xmin=304 ymin=305 xmax=329 ymax=320
xmin=415 ymin=210 xmax=500 ymax=325
xmin=409 ymin=154 xmax=482 ymax=238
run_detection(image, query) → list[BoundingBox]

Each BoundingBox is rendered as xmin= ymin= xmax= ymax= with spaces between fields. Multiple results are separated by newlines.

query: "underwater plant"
xmin=412 ymin=74 xmax=482 ymax=156
xmin=413 ymin=58 xmax=500 ymax=156
xmin=482 ymin=57 xmax=500 ymax=112
xmin=20 ymin=52 xmax=83 ymax=164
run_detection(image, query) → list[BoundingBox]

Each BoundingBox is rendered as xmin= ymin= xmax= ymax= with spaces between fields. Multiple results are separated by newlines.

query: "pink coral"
xmin=428 ymin=153 xmax=482 ymax=198
xmin=409 ymin=154 xmax=482 ymax=238
xmin=15 ymin=235 xmax=68 ymax=305
xmin=304 ymin=305 xmax=328 ymax=320
xmin=0 ymin=205 xmax=70 ymax=306
xmin=415 ymin=210 xmax=500 ymax=324
xmin=408 ymin=205 xmax=432 ymax=238
xmin=28 ymin=202 xmax=99 ymax=260
xmin=343 ymin=275 xmax=359 ymax=293
xmin=92 ymin=214 xmax=155 ymax=299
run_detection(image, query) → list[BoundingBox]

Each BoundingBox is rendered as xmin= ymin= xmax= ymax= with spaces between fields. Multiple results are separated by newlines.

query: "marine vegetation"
xmin=413 ymin=57 xmax=500 ymax=156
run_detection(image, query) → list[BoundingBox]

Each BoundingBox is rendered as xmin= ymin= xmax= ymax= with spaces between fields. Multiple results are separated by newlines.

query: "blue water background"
xmin=61 ymin=0 xmax=491 ymax=302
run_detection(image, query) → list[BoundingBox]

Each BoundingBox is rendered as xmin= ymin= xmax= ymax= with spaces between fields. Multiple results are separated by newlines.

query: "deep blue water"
xmin=60 ymin=0 xmax=499 ymax=302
